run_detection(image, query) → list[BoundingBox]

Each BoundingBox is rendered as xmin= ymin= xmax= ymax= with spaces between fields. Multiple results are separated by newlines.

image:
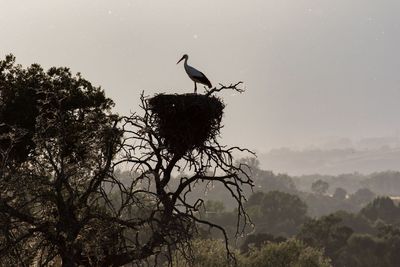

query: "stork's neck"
xmin=182 ymin=57 xmax=190 ymax=72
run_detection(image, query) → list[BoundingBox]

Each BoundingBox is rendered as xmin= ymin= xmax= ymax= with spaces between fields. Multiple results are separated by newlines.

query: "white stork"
xmin=177 ymin=54 xmax=212 ymax=93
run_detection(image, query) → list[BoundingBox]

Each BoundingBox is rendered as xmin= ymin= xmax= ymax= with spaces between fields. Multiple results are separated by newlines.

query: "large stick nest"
xmin=148 ymin=94 xmax=225 ymax=155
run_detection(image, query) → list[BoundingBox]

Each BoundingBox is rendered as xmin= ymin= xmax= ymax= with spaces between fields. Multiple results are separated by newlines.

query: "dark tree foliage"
xmin=348 ymin=188 xmax=376 ymax=207
xmin=311 ymin=180 xmax=329 ymax=195
xmin=332 ymin=225 xmax=400 ymax=267
xmin=339 ymin=234 xmax=386 ymax=267
xmin=240 ymin=157 xmax=297 ymax=194
xmin=333 ymin=210 xmax=375 ymax=235
xmin=362 ymin=171 xmax=400 ymax=196
xmin=360 ymin=196 xmax=400 ymax=224
xmin=0 ymin=55 xmax=121 ymax=266
xmin=245 ymin=191 xmax=308 ymax=236
xmin=332 ymin=187 xmax=347 ymax=201
xmin=377 ymin=225 xmax=400 ymax=266
xmin=298 ymin=214 xmax=353 ymax=265
xmin=240 ymin=233 xmax=286 ymax=253
xmin=0 ymin=55 xmax=253 ymax=266
xmin=295 ymin=200 xmax=400 ymax=267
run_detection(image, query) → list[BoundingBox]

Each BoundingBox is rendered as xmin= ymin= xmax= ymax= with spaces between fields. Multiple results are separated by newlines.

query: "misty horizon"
xmin=2 ymin=0 xmax=400 ymax=157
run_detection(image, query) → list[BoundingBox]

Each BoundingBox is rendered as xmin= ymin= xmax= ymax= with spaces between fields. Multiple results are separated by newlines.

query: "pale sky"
xmin=2 ymin=0 xmax=400 ymax=152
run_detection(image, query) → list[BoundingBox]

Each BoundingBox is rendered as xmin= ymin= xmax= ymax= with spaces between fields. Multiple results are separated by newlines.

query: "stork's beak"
xmin=176 ymin=56 xmax=185 ymax=64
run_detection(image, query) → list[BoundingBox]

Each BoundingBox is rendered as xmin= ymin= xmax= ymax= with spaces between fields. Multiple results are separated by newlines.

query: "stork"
xmin=177 ymin=54 xmax=212 ymax=93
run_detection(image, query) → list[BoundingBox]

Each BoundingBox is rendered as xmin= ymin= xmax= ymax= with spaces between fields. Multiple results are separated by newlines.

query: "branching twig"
xmin=205 ymin=81 xmax=245 ymax=96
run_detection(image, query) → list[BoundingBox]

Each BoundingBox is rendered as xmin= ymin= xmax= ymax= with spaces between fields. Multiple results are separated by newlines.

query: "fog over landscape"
xmin=2 ymin=1 xmax=400 ymax=176
xmin=259 ymin=135 xmax=400 ymax=175
xmin=3 ymin=1 xmax=400 ymax=266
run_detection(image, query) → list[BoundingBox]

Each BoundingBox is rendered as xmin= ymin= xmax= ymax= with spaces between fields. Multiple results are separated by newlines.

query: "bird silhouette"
xmin=177 ymin=54 xmax=212 ymax=93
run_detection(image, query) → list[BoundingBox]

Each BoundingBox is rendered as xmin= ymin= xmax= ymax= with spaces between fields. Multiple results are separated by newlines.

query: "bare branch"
xmin=205 ymin=81 xmax=245 ymax=96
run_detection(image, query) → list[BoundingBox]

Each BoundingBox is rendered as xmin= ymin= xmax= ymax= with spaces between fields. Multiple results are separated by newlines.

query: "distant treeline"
xmin=196 ymin=179 xmax=400 ymax=266
xmin=293 ymin=170 xmax=400 ymax=196
xmin=113 ymin=158 xmax=400 ymax=266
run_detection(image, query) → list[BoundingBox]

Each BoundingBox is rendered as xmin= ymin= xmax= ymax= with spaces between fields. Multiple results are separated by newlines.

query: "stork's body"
xmin=177 ymin=54 xmax=212 ymax=93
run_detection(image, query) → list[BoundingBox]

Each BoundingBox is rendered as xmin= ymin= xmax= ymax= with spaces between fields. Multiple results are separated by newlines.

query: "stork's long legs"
xmin=194 ymin=82 xmax=197 ymax=94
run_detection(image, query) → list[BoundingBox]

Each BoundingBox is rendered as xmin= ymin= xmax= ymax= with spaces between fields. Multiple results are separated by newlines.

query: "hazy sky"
xmin=2 ymin=0 xmax=400 ymax=152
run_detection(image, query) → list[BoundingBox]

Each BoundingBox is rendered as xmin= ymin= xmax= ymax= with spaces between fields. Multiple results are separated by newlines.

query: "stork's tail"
xmin=205 ymin=77 xmax=212 ymax=88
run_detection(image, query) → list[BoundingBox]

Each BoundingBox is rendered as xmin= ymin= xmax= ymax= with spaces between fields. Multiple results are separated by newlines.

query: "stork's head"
xmin=177 ymin=54 xmax=188 ymax=64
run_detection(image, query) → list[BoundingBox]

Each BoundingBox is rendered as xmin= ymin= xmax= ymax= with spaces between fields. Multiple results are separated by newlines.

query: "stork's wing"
xmin=196 ymin=72 xmax=212 ymax=88
xmin=187 ymin=65 xmax=212 ymax=88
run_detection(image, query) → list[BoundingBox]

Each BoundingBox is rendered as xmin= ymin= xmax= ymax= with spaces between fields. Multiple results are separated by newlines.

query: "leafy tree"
xmin=244 ymin=239 xmax=332 ymax=267
xmin=298 ymin=214 xmax=353 ymax=264
xmin=348 ymin=188 xmax=376 ymax=207
xmin=204 ymin=200 xmax=226 ymax=214
xmin=336 ymin=225 xmax=400 ymax=267
xmin=363 ymin=171 xmax=400 ymax=196
xmin=240 ymin=233 xmax=286 ymax=253
xmin=377 ymin=225 xmax=400 ymax=266
xmin=0 ymin=55 xmax=253 ymax=266
xmin=169 ymin=238 xmax=240 ymax=267
xmin=337 ymin=234 xmax=387 ymax=267
xmin=360 ymin=197 xmax=400 ymax=224
xmin=239 ymin=157 xmax=297 ymax=193
xmin=171 ymin=239 xmax=332 ymax=267
xmin=0 ymin=55 xmax=39 ymax=164
xmin=332 ymin=187 xmax=347 ymax=201
xmin=311 ymin=180 xmax=329 ymax=195
xmin=333 ymin=210 xmax=375 ymax=234
xmin=299 ymin=191 xmax=358 ymax=217
xmin=0 ymin=55 xmax=121 ymax=266
xmin=246 ymin=191 xmax=265 ymax=207
xmin=246 ymin=191 xmax=308 ymax=236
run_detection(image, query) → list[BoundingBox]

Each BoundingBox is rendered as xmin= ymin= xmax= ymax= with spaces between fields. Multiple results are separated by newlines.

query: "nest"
xmin=148 ymin=94 xmax=225 ymax=155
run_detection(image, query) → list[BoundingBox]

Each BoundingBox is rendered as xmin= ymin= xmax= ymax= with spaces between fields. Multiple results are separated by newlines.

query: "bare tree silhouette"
xmin=109 ymin=86 xmax=254 ymax=265
xmin=0 ymin=55 xmax=254 ymax=266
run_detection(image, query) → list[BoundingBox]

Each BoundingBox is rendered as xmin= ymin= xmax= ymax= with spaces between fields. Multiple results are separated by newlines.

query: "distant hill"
xmin=258 ymin=146 xmax=400 ymax=176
